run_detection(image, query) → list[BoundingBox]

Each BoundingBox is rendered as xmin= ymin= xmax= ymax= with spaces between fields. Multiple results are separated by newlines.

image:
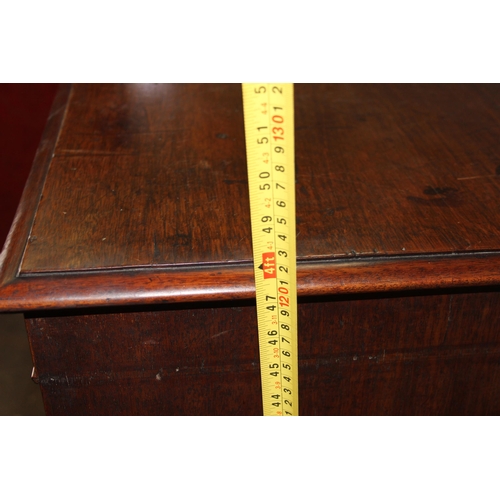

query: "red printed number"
xmin=262 ymin=252 xmax=276 ymax=279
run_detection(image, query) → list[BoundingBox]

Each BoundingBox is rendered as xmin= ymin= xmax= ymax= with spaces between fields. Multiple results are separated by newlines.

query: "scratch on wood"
xmin=211 ymin=329 xmax=233 ymax=338
xmin=457 ymin=174 xmax=498 ymax=181
xmin=443 ymin=296 xmax=453 ymax=344
xmin=56 ymin=150 xmax=138 ymax=156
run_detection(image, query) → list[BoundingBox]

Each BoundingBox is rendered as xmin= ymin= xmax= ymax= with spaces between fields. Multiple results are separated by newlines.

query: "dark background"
xmin=0 ymin=84 xmax=58 ymax=415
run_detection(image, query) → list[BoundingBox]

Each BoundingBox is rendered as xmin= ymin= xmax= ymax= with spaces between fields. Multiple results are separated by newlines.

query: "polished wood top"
xmin=1 ymin=84 xmax=500 ymax=310
xmin=22 ymin=84 xmax=251 ymax=272
xmin=20 ymin=84 xmax=500 ymax=273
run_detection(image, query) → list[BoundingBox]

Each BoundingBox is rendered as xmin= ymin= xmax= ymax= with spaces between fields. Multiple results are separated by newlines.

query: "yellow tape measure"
xmin=242 ymin=83 xmax=298 ymax=416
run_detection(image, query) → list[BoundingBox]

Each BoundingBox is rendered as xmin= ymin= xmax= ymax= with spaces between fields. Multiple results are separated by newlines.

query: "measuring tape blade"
xmin=242 ymin=83 xmax=299 ymax=416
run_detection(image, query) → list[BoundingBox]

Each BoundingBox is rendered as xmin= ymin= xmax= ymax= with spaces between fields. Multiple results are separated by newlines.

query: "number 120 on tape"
xmin=242 ymin=83 xmax=299 ymax=416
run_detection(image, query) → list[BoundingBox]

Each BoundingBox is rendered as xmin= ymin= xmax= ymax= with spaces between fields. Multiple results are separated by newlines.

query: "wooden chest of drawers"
xmin=1 ymin=84 xmax=500 ymax=415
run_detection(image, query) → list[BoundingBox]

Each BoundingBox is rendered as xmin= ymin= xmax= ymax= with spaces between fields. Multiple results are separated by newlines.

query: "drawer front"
xmin=27 ymin=289 xmax=500 ymax=415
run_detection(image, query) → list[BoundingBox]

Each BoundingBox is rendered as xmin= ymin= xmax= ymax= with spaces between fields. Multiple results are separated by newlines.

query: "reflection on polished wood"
xmin=2 ymin=84 xmax=500 ymax=414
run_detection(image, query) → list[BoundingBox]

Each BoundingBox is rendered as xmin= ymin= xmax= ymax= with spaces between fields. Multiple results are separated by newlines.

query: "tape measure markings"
xmin=242 ymin=83 xmax=298 ymax=416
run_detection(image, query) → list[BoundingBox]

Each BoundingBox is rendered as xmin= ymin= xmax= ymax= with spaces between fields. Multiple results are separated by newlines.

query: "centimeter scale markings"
xmin=242 ymin=83 xmax=299 ymax=416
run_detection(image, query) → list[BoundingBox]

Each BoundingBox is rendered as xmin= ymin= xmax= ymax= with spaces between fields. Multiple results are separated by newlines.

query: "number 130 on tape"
xmin=242 ymin=83 xmax=299 ymax=416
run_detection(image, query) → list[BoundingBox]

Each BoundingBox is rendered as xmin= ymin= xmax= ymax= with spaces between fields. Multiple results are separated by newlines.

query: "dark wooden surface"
xmin=2 ymin=84 xmax=500 ymax=415
xmin=18 ymin=84 xmax=500 ymax=272
xmin=2 ymin=254 xmax=500 ymax=311
xmin=27 ymin=289 xmax=500 ymax=415
xmin=2 ymin=84 xmax=500 ymax=311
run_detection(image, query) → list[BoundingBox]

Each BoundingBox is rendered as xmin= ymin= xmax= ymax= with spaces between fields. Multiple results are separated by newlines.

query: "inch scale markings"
xmin=242 ymin=83 xmax=298 ymax=416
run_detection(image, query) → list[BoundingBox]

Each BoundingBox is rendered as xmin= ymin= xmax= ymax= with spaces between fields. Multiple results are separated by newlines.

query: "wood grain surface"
xmin=1 ymin=255 xmax=500 ymax=311
xmin=5 ymin=84 xmax=500 ymax=415
xmin=27 ymin=289 xmax=500 ymax=415
xmin=2 ymin=84 xmax=500 ymax=311
xmin=19 ymin=84 xmax=500 ymax=272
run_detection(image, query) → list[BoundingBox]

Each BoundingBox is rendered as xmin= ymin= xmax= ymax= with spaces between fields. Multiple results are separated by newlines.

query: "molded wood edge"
xmin=1 ymin=253 xmax=500 ymax=312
